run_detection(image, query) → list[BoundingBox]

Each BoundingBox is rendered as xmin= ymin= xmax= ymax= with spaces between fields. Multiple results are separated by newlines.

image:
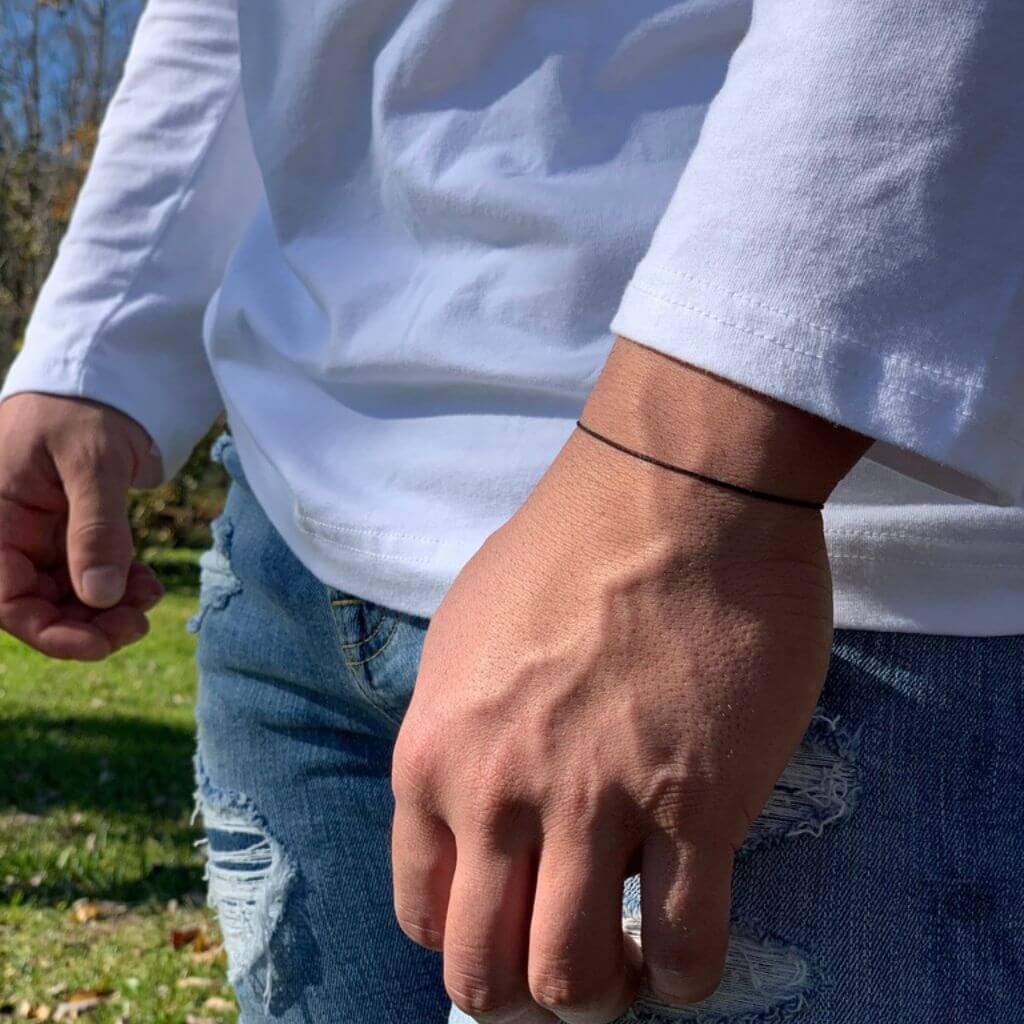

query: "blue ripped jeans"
xmin=192 ymin=437 xmax=1024 ymax=1023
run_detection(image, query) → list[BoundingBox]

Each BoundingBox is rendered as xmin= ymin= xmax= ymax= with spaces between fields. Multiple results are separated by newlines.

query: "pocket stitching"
xmin=325 ymin=590 xmax=405 ymax=725
xmin=338 ymin=612 xmax=391 ymax=651
xmin=344 ymin=617 xmax=401 ymax=669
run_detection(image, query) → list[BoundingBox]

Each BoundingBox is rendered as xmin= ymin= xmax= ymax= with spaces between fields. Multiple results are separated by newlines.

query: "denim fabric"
xmin=194 ymin=437 xmax=1024 ymax=1023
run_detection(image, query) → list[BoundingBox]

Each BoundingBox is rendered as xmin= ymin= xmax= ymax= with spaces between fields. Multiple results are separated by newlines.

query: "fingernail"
xmin=81 ymin=566 xmax=125 ymax=608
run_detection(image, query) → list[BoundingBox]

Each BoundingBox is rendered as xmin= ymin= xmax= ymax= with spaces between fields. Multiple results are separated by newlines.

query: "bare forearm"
xmin=583 ymin=337 xmax=871 ymax=507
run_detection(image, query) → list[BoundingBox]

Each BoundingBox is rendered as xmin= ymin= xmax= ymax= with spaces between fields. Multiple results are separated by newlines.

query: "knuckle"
xmin=59 ymin=439 xmax=110 ymax=480
xmin=644 ymin=770 xmax=735 ymax=836
xmin=66 ymin=517 xmax=129 ymax=559
xmin=686 ymin=973 xmax=724 ymax=1003
xmin=528 ymin=962 xmax=597 ymax=1014
xmin=392 ymin=730 xmax=440 ymax=804
xmin=395 ymin=912 xmax=444 ymax=951
xmin=648 ymin=955 xmax=726 ymax=1005
xmin=446 ymin=972 xmax=523 ymax=1019
xmin=471 ymin=785 xmax=516 ymax=830
xmin=59 ymin=437 xmax=131 ymax=492
xmin=67 ymin=515 xmax=122 ymax=541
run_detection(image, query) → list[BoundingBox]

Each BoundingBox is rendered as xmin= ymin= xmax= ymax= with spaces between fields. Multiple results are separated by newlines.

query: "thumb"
xmin=62 ymin=452 xmax=135 ymax=609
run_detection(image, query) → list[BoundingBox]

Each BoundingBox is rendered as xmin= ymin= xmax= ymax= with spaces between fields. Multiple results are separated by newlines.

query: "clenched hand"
xmin=392 ymin=340 xmax=868 ymax=1023
xmin=0 ymin=393 xmax=165 ymax=660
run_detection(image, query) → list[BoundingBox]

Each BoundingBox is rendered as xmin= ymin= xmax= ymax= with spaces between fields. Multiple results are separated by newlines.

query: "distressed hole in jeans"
xmin=187 ymin=516 xmax=242 ymax=633
xmin=620 ymin=909 xmax=819 ymax=1024
xmin=740 ymin=708 xmax=861 ymax=856
xmin=193 ymin=764 xmax=297 ymax=1010
xmin=614 ymin=711 xmax=853 ymax=1021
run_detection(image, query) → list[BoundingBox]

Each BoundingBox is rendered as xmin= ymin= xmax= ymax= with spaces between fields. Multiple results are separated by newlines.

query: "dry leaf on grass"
xmin=191 ymin=944 xmax=224 ymax=966
xmin=4 ymin=1002 xmax=51 ymax=1021
xmin=176 ymin=978 xmax=214 ymax=990
xmin=69 ymin=900 xmax=127 ymax=924
xmin=51 ymin=990 xmax=111 ymax=1021
xmin=185 ymin=1016 xmax=217 ymax=1024
xmin=170 ymin=925 xmax=219 ymax=952
xmin=201 ymin=996 xmax=236 ymax=1015
xmin=170 ymin=926 xmax=200 ymax=949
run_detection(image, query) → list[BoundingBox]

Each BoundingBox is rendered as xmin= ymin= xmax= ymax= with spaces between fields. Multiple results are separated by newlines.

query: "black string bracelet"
xmin=574 ymin=420 xmax=825 ymax=512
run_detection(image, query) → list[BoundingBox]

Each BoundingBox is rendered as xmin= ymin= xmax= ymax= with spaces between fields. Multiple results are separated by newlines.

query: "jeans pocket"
xmin=326 ymin=589 xmax=427 ymax=725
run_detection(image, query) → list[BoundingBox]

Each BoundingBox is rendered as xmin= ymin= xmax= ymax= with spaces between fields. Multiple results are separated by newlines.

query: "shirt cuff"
xmin=0 ymin=333 xmax=221 ymax=481
xmin=611 ymin=258 xmax=1024 ymax=507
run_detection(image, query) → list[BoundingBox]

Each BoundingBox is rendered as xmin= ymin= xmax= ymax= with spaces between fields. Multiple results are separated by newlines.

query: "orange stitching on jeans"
xmin=344 ymin=618 xmax=401 ymax=668
xmin=338 ymin=613 xmax=391 ymax=650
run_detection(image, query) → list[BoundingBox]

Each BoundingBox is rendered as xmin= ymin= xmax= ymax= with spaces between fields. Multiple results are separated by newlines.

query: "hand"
xmin=391 ymin=341 xmax=868 ymax=1023
xmin=0 ymin=392 xmax=165 ymax=660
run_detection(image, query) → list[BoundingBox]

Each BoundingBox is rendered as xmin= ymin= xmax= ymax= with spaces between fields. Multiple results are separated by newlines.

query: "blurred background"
xmin=1 ymin=2 xmax=235 ymax=1019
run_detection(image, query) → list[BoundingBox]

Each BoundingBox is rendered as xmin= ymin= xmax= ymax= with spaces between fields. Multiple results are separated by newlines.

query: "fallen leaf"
xmin=14 ymin=1000 xmax=31 ymax=1019
xmin=69 ymin=902 xmax=99 ymax=924
xmin=170 ymin=927 xmax=200 ymax=950
xmin=69 ymin=899 xmax=126 ymax=924
xmin=175 ymin=978 xmax=213 ymax=990
xmin=185 ymin=1016 xmax=216 ymax=1024
xmin=30 ymin=1007 xmax=51 ymax=1021
xmin=191 ymin=945 xmax=224 ymax=965
xmin=201 ymin=997 xmax=235 ymax=1015
xmin=52 ymin=991 xmax=110 ymax=1022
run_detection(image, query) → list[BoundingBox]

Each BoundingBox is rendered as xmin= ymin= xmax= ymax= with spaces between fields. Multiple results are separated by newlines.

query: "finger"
xmin=0 ymin=546 xmax=37 ymax=604
xmin=0 ymin=495 xmax=60 ymax=564
xmin=528 ymin=836 xmax=638 ymax=1024
xmin=61 ymin=452 xmax=134 ymax=609
xmin=37 ymin=560 xmax=159 ymax=606
xmin=640 ymin=832 xmax=733 ymax=1005
xmin=0 ymin=548 xmax=147 ymax=659
xmin=90 ymin=604 xmax=150 ymax=650
xmin=443 ymin=838 xmax=541 ymax=1022
xmin=0 ymin=593 xmax=112 ymax=660
xmin=392 ymin=802 xmax=456 ymax=951
xmin=123 ymin=561 xmax=164 ymax=611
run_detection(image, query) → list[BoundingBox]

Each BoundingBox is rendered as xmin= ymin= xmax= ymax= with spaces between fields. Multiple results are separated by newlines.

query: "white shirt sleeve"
xmin=0 ymin=0 xmax=261 ymax=479
xmin=611 ymin=1 xmax=1024 ymax=505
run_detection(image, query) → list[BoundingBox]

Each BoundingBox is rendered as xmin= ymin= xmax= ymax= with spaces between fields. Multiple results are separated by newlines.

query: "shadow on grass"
xmin=1 ymin=713 xmax=204 ymax=904
xmin=1 ymin=713 xmax=196 ymax=817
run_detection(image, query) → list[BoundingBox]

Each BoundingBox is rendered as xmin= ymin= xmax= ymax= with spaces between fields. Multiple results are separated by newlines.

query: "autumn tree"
xmin=0 ymin=0 xmax=142 ymax=375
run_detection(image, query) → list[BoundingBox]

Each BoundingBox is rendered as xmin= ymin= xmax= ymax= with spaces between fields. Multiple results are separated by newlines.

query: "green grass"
xmin=0 ymin=565 xmax=235 ymax=1022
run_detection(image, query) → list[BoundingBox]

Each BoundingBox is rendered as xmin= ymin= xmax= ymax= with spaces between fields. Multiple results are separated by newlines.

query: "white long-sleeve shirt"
xmin=4 ymin=0 xmax=1023 ymax=634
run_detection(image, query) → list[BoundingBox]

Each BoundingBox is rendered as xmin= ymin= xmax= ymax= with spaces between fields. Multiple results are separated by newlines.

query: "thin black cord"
xmin=574 ymin=420 xmax=824 ymax=512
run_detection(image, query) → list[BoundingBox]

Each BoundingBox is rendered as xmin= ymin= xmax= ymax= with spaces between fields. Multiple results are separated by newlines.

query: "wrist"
xmin=582 ymin=338 xmax=870 ymax=506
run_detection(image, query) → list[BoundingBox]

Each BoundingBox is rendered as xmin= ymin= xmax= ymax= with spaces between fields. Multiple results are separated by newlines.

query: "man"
xmin=1 ymin=1 xmax=1022 ymax=1021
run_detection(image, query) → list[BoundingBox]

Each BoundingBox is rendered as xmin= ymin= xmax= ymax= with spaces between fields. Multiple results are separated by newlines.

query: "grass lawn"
xmin=0 ymin=561 xmax=235 ymax=1023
